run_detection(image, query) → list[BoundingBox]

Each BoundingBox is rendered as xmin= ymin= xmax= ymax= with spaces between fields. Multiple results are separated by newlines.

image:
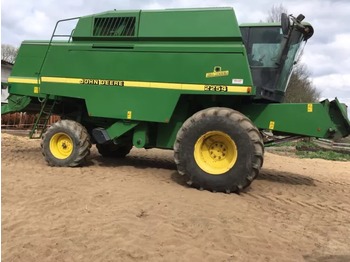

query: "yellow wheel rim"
xmin=49 ymin=133 xmax=74 ymax=159
xmin=194 ymin=131 xmax=237 ymax=175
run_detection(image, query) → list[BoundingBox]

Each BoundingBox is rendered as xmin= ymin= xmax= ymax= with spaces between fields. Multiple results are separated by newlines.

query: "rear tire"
xmin=174 ymin=107 xmax=264 ymax=193
xmin=41 ymin=120 xmax=91 ymax=167
xmin=96 ymin=142 xmax=132 ymax=158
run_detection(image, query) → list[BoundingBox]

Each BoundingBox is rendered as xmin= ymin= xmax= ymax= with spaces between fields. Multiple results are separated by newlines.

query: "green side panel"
xmin=328 ymin=98 xmax=350 ymax=137
xmin=156 ymin=121 xmax=184 ymax=149
xmin=241 ymin=100 xmax=350 ymax=139
xmin=334 ymin=98 xmax=349 ymax=123
xmin=133 ymin=123 xmax=149 ymax=148
xmin=72 ymin=16 xmax=94 ymax=38
xmin=6 ymin=83 xmax=37 ymax=98
xmin=40 ymin=44 xmax=251 ymax=86
xmin=72 ymin=8 xmax=241 ymax=39
xmin=10 ymin=41 xmax=47 ymax=80
xmin=21 ymin=41 xmax=252 ymax=122
xmin=139 ymin=8 xmax=241 ymax=38
xmin=106 ymin=121 xmax=138 ymax=140
xmin=7 ymin=8 xmax=254 ymax=126
xmin=156 ymin=100 xmax=190 ymax=149
xmin=6 ymin=42 xmax=46 ymax=99
xmin=39 ymin=82 xmax=181 ymax=123
xmin=1 ymin=95 xmax=31 ymax=115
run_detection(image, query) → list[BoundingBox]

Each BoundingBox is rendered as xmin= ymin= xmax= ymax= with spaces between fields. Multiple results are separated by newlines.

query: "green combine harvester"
xmin=2 ymin=8 xmax=349 ymax=193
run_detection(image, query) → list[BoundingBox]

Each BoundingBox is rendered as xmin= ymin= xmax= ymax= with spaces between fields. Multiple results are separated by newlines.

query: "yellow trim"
xmin=41 ymin=76 xmax=250 ymax=93
xmin=125 ymin=81 xmax=249 ymax=93
xmin=8 ymin=77 xmax=39 ymax=84
xmin=227 ymin=86 xmax=250 ymax=93
xmin=206 ymin=71 xmax=229 ymax=78
xmin=41 ymin=76 xmax=82 ymax=84
xmin=269 ymin=121 xmax=275 ymax=130
xmin=127 ymin=111 xmax=132 ymax=119
xmin=11 ymin=75 xmax=251 ymax=94
xmin=194 ymin=131 xmax=238 ymax=175
xmin=307 ymin=104 xmax=313 ymax=113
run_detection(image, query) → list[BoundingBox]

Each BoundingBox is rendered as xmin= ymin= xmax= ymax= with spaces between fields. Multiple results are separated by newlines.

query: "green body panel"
xmin=133 ymin=123 xmax=149 ymax=148
xmin=10 ymin=42 xmax=47 ymax=78
xmin=1 ymin=95 xmax=31 ymax=115
xmin=138 ymin=8 xmax=241 ymax=38
xmin=9 ymin=25 xmax=253 ymax=123
xmin=241 ymin=99 xmax=350 ymax=139
xmin=106 ymin=121 xmax=138 ymax=140
xmin=73 ymin=8 xmax=241 ymax=39
xmin=155 ymin=100 xmax=190 ymax=149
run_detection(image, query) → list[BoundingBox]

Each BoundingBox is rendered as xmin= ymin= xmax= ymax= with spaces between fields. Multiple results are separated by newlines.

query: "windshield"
xmin=244 ymin=27 xmax=283 ymax=67
xmin=241 ymin=26 xmax=304 ymax=102
xmin=276 ymin=31 xmax=304 ymax=94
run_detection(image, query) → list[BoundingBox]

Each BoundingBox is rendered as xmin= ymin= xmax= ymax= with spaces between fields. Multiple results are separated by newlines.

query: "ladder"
xmin=29 ymin=96 xmax=57 ymax=139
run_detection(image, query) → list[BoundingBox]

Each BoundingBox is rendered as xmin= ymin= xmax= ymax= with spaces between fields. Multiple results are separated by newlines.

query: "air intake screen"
xmin=93 ymin=17 xmax=136 ymax=36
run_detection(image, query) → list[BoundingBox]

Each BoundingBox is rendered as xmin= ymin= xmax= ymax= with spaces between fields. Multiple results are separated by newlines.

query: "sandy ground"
xmin=1 ymin=132 xmax=350 ymax=262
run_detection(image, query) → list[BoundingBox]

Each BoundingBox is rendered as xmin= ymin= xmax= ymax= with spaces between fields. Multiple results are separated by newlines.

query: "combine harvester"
xmin=2 ymin=8 xmax=349 ymax=192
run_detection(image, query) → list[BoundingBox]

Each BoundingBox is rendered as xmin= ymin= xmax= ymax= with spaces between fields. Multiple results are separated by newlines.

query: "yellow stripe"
xmin=8 ymin=77 xmax=39 ymax=84
xmin=41 ymin=76 xmax=82 ymax=84
xmin=12 ymin=76 xmax=250 ymax=93
xmin=125 ymin=81 xmax=190 ymax=90
xmin=124 ymin=81 xmax=250 ymax=93
xmin=227 ymin=86 xmax=250 ymax=93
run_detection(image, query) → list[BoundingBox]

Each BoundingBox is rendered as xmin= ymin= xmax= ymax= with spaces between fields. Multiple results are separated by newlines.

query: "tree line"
xmin=1 ymin=44 xmax=18 ymax=64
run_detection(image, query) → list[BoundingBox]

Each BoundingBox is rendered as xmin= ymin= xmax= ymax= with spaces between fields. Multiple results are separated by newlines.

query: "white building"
xmin=1 ymin=60 xmax=13 ymax=104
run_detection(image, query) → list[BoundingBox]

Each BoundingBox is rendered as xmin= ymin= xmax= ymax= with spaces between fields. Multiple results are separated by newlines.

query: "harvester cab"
xmin=240 ymin=13 xmax=313 ymax=102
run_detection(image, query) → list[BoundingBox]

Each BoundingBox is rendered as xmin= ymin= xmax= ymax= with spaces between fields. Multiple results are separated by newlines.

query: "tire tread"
xmin=174 ymin=107 xmax=264 ymax=193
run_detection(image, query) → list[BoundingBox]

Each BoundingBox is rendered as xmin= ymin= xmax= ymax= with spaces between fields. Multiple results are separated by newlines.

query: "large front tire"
xmin=41 ymin=120 xmax=91 ymax=167
xmin=174 ymin=107 xmax=264 ymax=193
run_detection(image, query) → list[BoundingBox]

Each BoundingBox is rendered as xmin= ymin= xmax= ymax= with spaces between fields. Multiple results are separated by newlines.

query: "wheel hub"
xmin=194 ymin=131 xmax=238 ymax=175
xmin=50 ymin=133 xmax=74 ymax=159
xmin=209 ymin=142 xmax=227 ymax=160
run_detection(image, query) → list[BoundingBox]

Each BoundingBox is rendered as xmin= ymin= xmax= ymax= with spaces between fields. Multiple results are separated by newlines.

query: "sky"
xmin=1 ymin=0 xmax=350 ymax=110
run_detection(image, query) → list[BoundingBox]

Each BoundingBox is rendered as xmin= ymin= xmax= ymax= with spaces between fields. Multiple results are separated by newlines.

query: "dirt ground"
xmin=1 ymin=132 xmax=350 ymax=262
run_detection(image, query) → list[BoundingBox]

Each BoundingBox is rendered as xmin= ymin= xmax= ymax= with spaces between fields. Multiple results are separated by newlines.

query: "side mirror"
xmin=296 ymin=14 xmax=305 ymax=22
xmin=281 ymin=13 xmax=290 ymax=35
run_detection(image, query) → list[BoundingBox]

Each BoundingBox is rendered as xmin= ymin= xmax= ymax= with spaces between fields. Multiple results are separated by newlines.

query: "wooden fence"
xmin=1 ymin=112 xmax=60 ymax=130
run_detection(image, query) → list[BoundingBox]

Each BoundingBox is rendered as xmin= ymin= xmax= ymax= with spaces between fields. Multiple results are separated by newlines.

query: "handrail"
xmin=37 ymin=17 xmax=80 ymax=79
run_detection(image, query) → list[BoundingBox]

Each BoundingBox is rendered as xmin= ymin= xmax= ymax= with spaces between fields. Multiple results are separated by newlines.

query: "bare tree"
xmin=267 ymin=4 xmax=288 ymax=23
xmin=265 ymin=4 xmax=320 ymax=102
xmin=1 ymin=44 xmax=18 ymax=64
xmin=284 ymin=64 xmax=321 ymax=102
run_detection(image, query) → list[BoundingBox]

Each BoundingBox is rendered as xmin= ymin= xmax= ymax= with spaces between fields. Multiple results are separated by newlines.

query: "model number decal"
xmin=204 ymin=85 xmax=228 ymax=92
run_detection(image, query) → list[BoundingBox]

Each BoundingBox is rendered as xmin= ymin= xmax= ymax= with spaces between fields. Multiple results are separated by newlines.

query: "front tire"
xmin=174 ymin=107 xmax=264 ymax=193
xmin=41 ymin=120 xmax=91 ymax=167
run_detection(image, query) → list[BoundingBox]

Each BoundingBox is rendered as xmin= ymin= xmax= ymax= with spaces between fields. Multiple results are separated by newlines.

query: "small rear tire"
xmin=41 ymin=120 xmax=91 ymax=167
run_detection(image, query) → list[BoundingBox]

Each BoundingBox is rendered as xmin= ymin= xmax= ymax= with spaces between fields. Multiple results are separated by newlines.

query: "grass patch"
xmin=268 ymin=140 xmax=297 ymax=147
xmin=296 ymin=150 xmax=350 ymax=161
xmin=268 ymin=139 xmax=350 ymax=161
